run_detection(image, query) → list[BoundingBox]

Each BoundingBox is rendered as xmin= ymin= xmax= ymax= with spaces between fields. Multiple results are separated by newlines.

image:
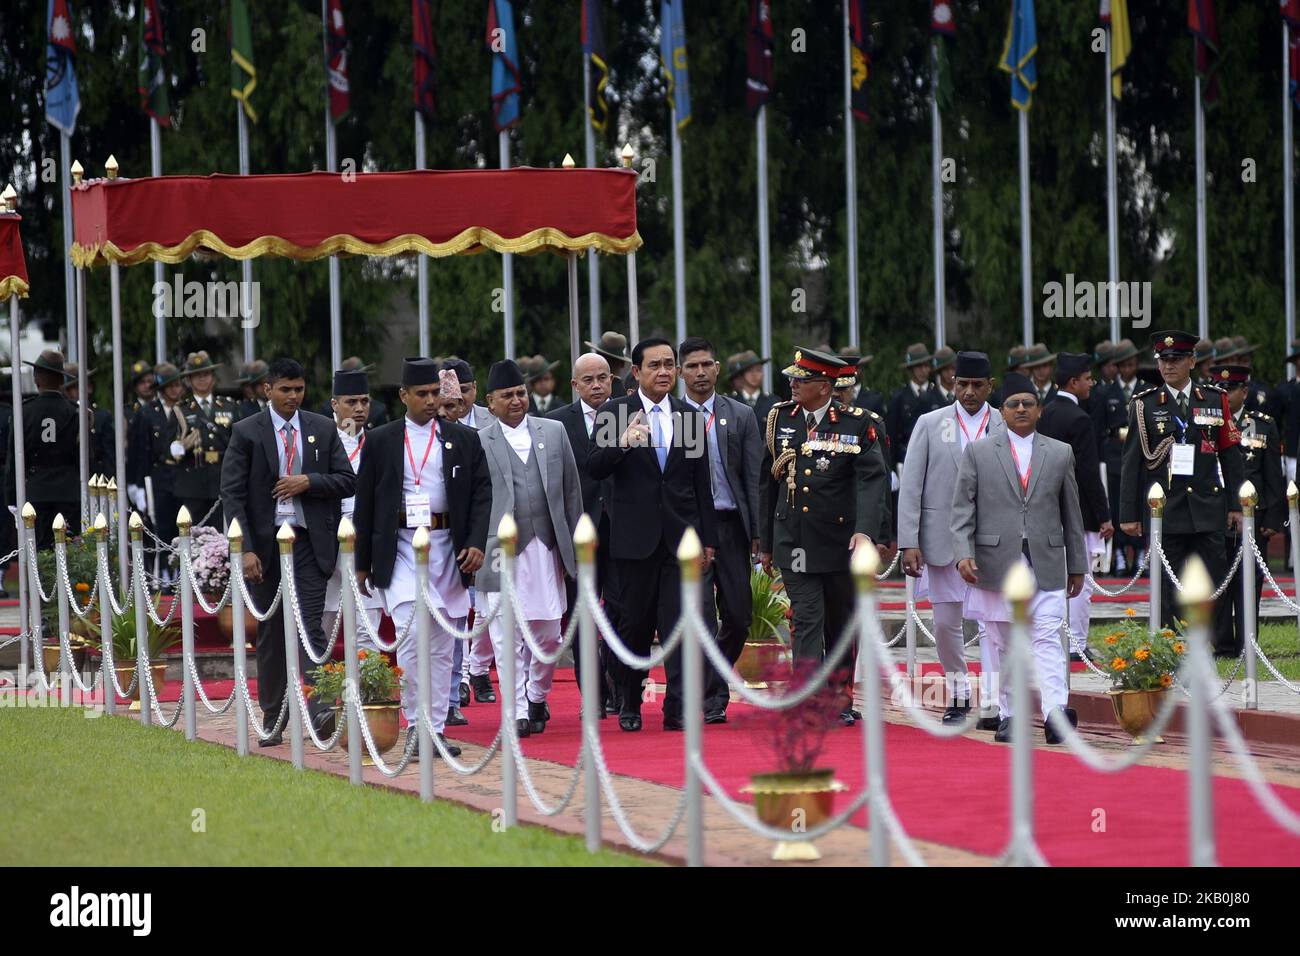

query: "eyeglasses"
xmin=1003 ymin=398 xmax=1038 ymax=410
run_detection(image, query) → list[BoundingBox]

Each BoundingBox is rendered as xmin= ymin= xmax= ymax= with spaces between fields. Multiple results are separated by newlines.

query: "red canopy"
xmin=0 ymin=214 xmax=29 ymax=300
xmin=70 ymin=168 xmax=641 ymax=268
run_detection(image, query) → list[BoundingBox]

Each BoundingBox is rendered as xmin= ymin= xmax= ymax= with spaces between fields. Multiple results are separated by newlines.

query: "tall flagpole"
xmin=60 ymin=132 xmax=76 ymax=361
xmin=930 ymin=39 xmax=945 ymax=350
xmin=1105 ymin=31 xmax=1120 ymax=342
xmin=1285 ymin=23 xmax=1296 ymax=380
xmin=843 ymin=1 xmax=859 ymax=351
xmin=501 ymin=130 xmax=515 ymax=359
xmin=583 ymin=57 xmax=602 ymax=342
xmin=322 ymin=1 xmax=342 ymax=372
xmin=671 ymin=107 xmax=686 ymax=350
xmin=151 ymin=118 xmax=166 ymax=363
xmin=415 ymin=113 xmax=429 ymax=356
xmin=756 ymin=104 xmax=772 ymax=391
xmin=1018 ymin=108 xmax=1032 ymax=346
xmin=1194 ymin=64 xmax=1209 ymax=340
xmin=237 ymin=103 xmax=255 ymax=363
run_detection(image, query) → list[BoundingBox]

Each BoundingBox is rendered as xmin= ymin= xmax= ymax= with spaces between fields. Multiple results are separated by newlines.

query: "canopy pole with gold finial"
xmin=227 ymin=517 xmax=249 ymax=755
xmin=1148 ymin=483 xmax=1166 ymax=633
xmin=621 ymin=144 xmax=640 ymax=345
xmin=130 ymin=512 xmax=152 ymax=727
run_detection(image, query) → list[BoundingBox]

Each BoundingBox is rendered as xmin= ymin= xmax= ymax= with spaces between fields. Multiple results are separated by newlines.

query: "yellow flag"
xmin=1109 ymin=0 xmax=1131 ymax=100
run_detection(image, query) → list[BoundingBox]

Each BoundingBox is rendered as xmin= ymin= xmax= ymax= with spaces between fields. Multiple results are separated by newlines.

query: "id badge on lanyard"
xmin=277 ymin=426 xmax=298 ymax=520
xmin=405 ymin=493 xmax=431 ymax=528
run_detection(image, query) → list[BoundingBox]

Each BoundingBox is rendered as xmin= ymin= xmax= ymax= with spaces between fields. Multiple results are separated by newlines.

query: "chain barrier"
xmin=584 ymin=578 xmax=686 ymax=671
xmin=96 ymin=548 xmax=133 ymax=616
xmin=1084 ymin=550 xmax=1150 ymax=597
xmin=185 ymin=654 xmax=238 ymax=716
xmin=347 ymin=574 xmax=401 ymax=652
xmin=27 ymin=540 xmax=57 ymax=604
xmin=583 ymin=722 xmax=688 ymax=854
xmin=1250 ymin=535 xmax=1300 ymax=614
xmin=1154 ymin=539 xmax=1242 ymax=602
xmin=505 ymin=718 xmax=586 ymax=817
xmin=419 ymin=709 xmax=505 ymax=775
xmin=280 ymin=568 xmax=342 ymax=665
xmin=140 ymin=661 xmax=185 ymax=728
xmin=880 ymin=622 xmax=906 ymax=648
xmin=134 ymin=562 xmax=180 ymax=628
xmin=96 ymin=621 xmax=140 ymax=701
xmin=234 ymin=567 xmax=283 ymax=622
xmin=876 ymin=550 xmax=901 ymax=580
xmin=236 ymin=669 xmax=291 ymax=743
xmin=1248 ymin=635 xmax=1300 ymax=696
xmin=184 ymin=556 xmax=233 ymax=616
xmin=864 ymin=611 xmax=983 ymax=738
xmin=905 ymin=602 xmax=981 ymax=649
xmin=1206 ymin=675 xmax=1300 ymax=836
xmin=422 ymin=583 xmax=499 ymax=641
xmin=343 ymin=681 xmax=420 ymax=777
xmin=502 ymin=575 xmax=581 ymax=665
xmin=295 ymin=677 xmax=346 ymax=752
xmin=55 ymin=548 xmax=98 ymax=621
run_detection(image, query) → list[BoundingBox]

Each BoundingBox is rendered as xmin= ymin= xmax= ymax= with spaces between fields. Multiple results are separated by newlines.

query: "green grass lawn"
xmin=1087 ymin=622 xmax=1300 ymax=680
xmin=0 ymin=708 xmax=650 ymax=867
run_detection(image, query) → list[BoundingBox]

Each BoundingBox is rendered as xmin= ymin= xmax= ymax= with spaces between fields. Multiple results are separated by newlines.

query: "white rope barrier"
xmin=583 ymin=722 xmax=688 ymax=854
xmin=342 ymin=682 xmax=420 ymax=777
xmin=583 ymin=578 xmax=686 ymax=670
xmin=420 ymin=709 xmax=505 ymax=775
xmin=505 ymin=719 xmax=586 ymax=817
xmin=421 ymin=582 xmax=499 ymax=640
xmin=503 ymin=575 xmax=582 ymax=665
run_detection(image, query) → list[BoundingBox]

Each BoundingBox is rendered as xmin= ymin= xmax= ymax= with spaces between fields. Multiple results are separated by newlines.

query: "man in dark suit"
xmin=12 ymin=350 xmax=79 ymax=546
xmin=1037 ymin=352 xmax=1112 ymax=661
xmin=588 ymin=337 xmax=718 ymax=732
xmin=548 ymin=351 xmax=619 ymax=716
xmin=220 ymin=357 xmax=356 ymax=745
xmin=353 ymin=358 xmax=491 ymax=758
xmin=680 ymin=337 xmax=763 ymax=723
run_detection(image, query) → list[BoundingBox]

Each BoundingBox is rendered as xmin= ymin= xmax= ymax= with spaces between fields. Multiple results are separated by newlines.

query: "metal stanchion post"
xmin=91 ymin=514 xmax=117 ymax=717
xmin=1288 ymin=482 xmax=1300 ymax=648
xmin=1148 ymin=484 xmax=1165 ymax=632
xmin=904 ymin=573 xmax=917 ymax=679
xmin=1179 ymin=556 xmax=1218 ymax=867
xmin=53 ymin=514 xmax=72 ymax=707
xmin=20 ymin=503 xmax=35 ymax=690
xmin=338 ymin=517 xmax=362 ymax=785
xmin=574 ymin=516 xmax=601 ymax=852
xmin=1005 ymin=561 xmax=1039 ymax=866
xmin=1239 ymin=481 xmax=1258 ymax=709
xmin=679 ymin=527 xmax=704 ymax=868
xmin=498 ymin=514 xmax=518 ymax=829
xmin=853 ymin=543 xmax=889 ymax=867
xmin=176 ymin=506 xmax=196 ymax=740
xmin=129 ymin=514 xmax=151 ymax=727
xmin=414 ymin=527 xmax=433 ymax=800
xmin=279 ymin=523 xmax=304 ymax=770
xmin=15 ymin=507 xmax=29 ymax=692
xmin=228 ymin=519 xmax=249 ymax=755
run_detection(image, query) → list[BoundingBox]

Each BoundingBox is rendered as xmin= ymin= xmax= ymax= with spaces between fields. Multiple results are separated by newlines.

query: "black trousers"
xmin=1212 ymin=530 xmax=1267 ymax=656
xmin=33 ymin=501 xmax=80 ymax=550
xmin=1107 ymin=468 xmax=1140 ymax=567
xmin=565 ymin=515 xmax=619 ymax=710
xmin=253 ymin=533 xmax=331 ymax=724
xmin=1159 ymin=530 xmax=1227 ymax=631
xmin=181 ymin=496 xmax=223 ymax=530
xmin=782 ymin=566 xmax=856 ymax=696
xmin=701 ymin=511 xmax=752 ymax=713
xmin=151 ymin=483 xmax=181 ymax=562
xmin=614 ymin=539 xmax=686 ymax=721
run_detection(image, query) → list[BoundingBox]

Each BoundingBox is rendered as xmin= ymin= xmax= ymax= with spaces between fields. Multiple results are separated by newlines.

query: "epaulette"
xmin=866 ymin=409 xmax=882 ymax=422
xmin=1133 ymin=386 xmax=1158 ymax=400
xmin=1251 ymin=410 xmax=1273 ymax=422
xmin=1199 ymin=383 xmax=1224 ymax=394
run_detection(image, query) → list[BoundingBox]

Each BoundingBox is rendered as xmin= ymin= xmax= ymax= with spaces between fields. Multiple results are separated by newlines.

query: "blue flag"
xmin=45 ymin=0 xmax=80 ymax=135
xmin=486 ymin=0 xmax=521 ymax=132
xmin=660 ymin=0 xmax=691 ymax=128
xmin=999 ymin=0 xmax=1037 ymax=111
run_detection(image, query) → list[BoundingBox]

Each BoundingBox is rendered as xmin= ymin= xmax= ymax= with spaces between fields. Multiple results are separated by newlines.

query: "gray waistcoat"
xmin=508 ymin=444 xmax=555 ymax=551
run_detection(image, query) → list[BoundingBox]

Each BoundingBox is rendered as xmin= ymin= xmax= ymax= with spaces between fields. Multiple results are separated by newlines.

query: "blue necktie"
xmin=651 ymin=406 xmax=668 ymax=471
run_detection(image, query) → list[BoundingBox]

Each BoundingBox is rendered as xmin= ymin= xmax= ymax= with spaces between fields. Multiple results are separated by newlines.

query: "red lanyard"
xmin=704 ymin=409 xmax=716 ymax=434
xmin=280 ymin=424 xmax=297 ymax=475
xmin=1007 ymin=439 xmax=1031 ymax=495
xmin=347 ymin=431 xmax=365 ymax=464
xmin=404 ymin=425 xmax=437 ymax=489
xmin=957 ymin=407 xmax=990 ymax=445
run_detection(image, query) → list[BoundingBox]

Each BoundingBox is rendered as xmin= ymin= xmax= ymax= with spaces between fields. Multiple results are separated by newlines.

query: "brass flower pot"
xmin=742 ymin=768 xmax=847 ymax=861
xmin=1108 ymin=688 xmax=1169 ymax=744
xmin=114 ymin=663 xmax=168 ymax=703
xmin=216 ymin=603 xmax=259 ymax=644
xmin=736 ymin=641 xmax=792 ymax=688
xmin=337 ymin=702 xmax=402 ymax=763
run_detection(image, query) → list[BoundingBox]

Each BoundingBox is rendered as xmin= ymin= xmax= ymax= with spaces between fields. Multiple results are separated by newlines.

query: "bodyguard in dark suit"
xmin=220 ymin=358 xmax=357 ymax=745
xmin=12 ymin=350 xmax=79 ymax=547
xmin=548 ymin=351 xmax=619 ymax=715
xmin=680 ymin=337 xmax=763 ymax=723
xmin=588 ymin=337 xmax=718 ymax=732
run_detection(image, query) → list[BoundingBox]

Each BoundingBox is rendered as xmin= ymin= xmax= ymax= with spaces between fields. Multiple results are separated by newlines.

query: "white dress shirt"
xmin=639 ymin=389 xmax=674 ymax=449
xmin=579 ymin=399 xmax=599 ymax=438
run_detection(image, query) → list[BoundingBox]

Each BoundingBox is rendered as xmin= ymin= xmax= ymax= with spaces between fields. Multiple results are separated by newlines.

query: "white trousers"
xmin=981 ymin=589 xmax=1068 ymax=720
xmin=392 ymin=601 xmax=462 ymax=734
xmin=463 ymin=629 xmax=495 ymax=680
xmin=1067 ymin=531 xmax=1101 ymax=650
xmin=979 ymin=630 xmax=1001 ymax=715
xmin=487 ymin=615 xmax=562 ymax=720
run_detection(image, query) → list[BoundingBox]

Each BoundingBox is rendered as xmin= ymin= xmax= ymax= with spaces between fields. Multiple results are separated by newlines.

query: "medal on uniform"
xmin=816 ymin=456 xmax=830 ymax=472
xmin=1156 ymin=421 xmax=1165 ymax=434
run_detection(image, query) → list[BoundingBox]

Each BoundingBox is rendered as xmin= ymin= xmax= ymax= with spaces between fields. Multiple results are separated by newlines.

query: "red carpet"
xmin=446 ymin=670 xmax=1300 ymax=866
xmin=10 ymin=677 xmax=256 ymax=705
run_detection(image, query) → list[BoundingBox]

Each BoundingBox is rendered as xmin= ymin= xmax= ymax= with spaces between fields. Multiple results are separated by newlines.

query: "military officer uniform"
xmin=127 ymin=362 xmax=188 ymax=567
xmin=885 ymin=343 xmax=935 ymax=469
xmin=126 ymin=360 xmax=155 ymax=427
xmin=1120 ymin=331 xmax=1244 ymax=629
xmin=834 ymin=347 xmax=885 ymax=418
xmin=234 ymin=359 xmax=269 ymax=421
xmin=726 ymin=350 xmax=779 ymax=424
xmin=760 ymin=348 xmax=888 ymax=724
xmin=172 ymin=352 xmax=235 ymax=528
xmin=834 ymin=360 xmax=892 ymax=541
xmin=62 ymin=362 xmax=116 ymax=483
xmin=1209 ymin=365 xmax=1285 ymax=656
xmin=13 ymin=351 xmax=80 ymax=547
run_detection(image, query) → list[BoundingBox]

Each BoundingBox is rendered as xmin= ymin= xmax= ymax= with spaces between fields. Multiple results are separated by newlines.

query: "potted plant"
xmin=169 ymin=526 xmax=253 ymax=642
xmin=307 ymin=651 xmax=405 ymax=758
xmin=84 ymin=599 xmax=182 ymax=702
xmin=36 ymin=534 xmax=110 ymax=643
xmin=741 ymin=658 xmax=848 ymax=861
xmin=736 ymin=570 xmax=793 ymax=687
xmin=1094 ymin=611 xmax=1184 ymax=744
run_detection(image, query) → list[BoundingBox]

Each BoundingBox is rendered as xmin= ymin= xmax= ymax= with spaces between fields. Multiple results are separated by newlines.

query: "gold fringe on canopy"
xmin=0 ymin=276 xmax=29 ymax=300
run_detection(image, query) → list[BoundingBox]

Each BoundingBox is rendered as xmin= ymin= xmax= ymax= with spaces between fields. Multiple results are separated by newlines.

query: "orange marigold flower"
xmin=1104 ymin=635 xmax=1119 ymax=646
xmin=393 ymin=666 xmax=404 ymax=677
xmin=1172 ymin=642 xmax=1185 ymax=655
xmin=1134 ymin=647 xmax=1150 ymax=661
xmin=303 ymin=685 xmax=313 ymax=698
xmin=358 ymin=650 xmax=368 ymax=660
xmin=1160 ymin=628 xmax=1175 ymax=638
xmin=1160 ymin=674 xmax=1174 ymax=688
xmin=1124 ymin=608 xmax=1136 ymax=617
xmin=75 ymin=582 xmax=90 ymax=593
xmin=1110 ymin=658 xmax=1127 ymax=670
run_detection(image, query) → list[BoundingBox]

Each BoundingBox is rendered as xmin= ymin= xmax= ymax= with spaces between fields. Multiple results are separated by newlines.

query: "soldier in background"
xmin=585 ymin=331 xmax=632 ymax=382
xmin=726 ymin=349 xmax=778 ymax=423
xmin=1193 ymin=339 xmax=1216 ymax=384
xmin=1097 ymin=338 xmax=1143 ymax=574
xmin=62 ymin=362 xmax=115 ymax=483
xmin=886 ymin=342 xmax=935 ymax=472
xmin=1094 ymin=341 xmax=1117 ymax=388
xmin=127 ymin=361 xmax=186 ymax=582
xmin=1211 ymin=364 xmax=1284 ymax=657
xmin=923 ymin=346 xmax=957 ymax=413
xmin=13 ymin=350 xmax=79 ymax=547
xmin=173 ymin=351 xmax=236 ymax=528
xmin=235 ymin=360 xmax=269 ymax=420
xmin=1021 ymin=343 xmax=1057 ymax=405
xmin=522 ymin=354 xmax=562 ymax=415
xmin=989 ymin=344 xmax=1029 ymax=409
xmin=127 ymin=360 xmax=155 ymax=423
xmin=834 ymin=347 xmax=884 ymax=417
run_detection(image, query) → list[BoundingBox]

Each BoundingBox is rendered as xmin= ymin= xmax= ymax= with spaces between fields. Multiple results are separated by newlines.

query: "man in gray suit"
xmin=680 ymin=337 xmax=764 ymax=723
xmin=899 ymin=351 xmax=1001 ymax=725
xmin=476 ymin=360 xmax=584 ymax=737
xmin=951 ymin=371 xmax=1086 ymax=745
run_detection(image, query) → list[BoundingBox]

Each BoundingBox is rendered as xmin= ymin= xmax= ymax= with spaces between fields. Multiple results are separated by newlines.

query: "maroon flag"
xmin=745 ymin=0 xmax=774 ymax=114
xmin=1187 ymin=0 xmax=1219 ymax=105
xmin=326 ymin=0 xmax=349 ymax=122
xmin=931 ymin=0 xmax=955 ymax=38
xmin=1285 ymin=0 xmax=1300 ymax=109
xmin=848 ymin=0 xmax=871 ymax=122
xmin=413 ymin=0 xmax=437 ymax=121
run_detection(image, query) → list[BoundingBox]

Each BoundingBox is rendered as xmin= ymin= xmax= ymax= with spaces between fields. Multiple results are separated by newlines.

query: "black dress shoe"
xmin=469 ymin=673 xmax=497 ymax=703
xmin=458 ymin=681 xmax=471 ymax=707
xmin=618 ymin=709 xmax=642 ymax=732
xmin=516 ymin=718 xmax=532 ymax=738
xmin=662 ymin=715 xmax=684 ymax=732
xmin=312 ymin=710 xmax=336 ymax=739
xmin=1043 ymin=706 xmax=1078 ymax=745
xmin=942 ymin=701 xmax=971 ymax=725
xmin=445 ymin=706 xmax=468 ymax=727
xmin=976 ymin=714 xmax=1002 ymax=731
xmin=528 ymin=700 xmax=548 ymax=735
xmin=257 ymin=730 xmax=284 ymax=747
xmin=993 ymin=718 xmax=1013 ymax=743
xmin=437 ymin=734 xmax=461 ymax=758
xmin=704 ymin=710 xmax=727 ymax=725
xmin=838 ymin=709 xmax=857 ymax=727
